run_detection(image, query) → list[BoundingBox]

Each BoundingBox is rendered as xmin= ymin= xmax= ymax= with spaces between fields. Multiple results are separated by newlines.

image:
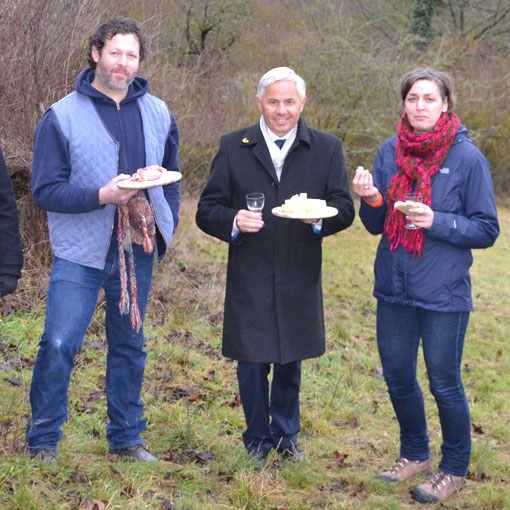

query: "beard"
xmin=95 ymin=66 xmax=135 ymax=92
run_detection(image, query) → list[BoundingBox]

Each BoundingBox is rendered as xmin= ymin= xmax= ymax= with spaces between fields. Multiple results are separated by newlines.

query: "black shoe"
xmin=253 ymin=453 xmax=268 ymax=469
xmin=277 ymin=444 xmax=304 ymax=462
xmin=245 ymin=449 xmax=268 ymax=468
xmin=109 ymin=445 xmax=157 ymax=462
xmin=30 ymin=448 xmax=58 ymax=465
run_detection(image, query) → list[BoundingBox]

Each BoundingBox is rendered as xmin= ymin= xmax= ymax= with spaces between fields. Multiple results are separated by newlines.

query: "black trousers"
xmin=236 ymin=360 xmax=301 ymax=458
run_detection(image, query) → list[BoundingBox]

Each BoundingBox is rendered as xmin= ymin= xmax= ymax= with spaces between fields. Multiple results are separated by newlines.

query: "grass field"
xmin=1 ymin=197 xmax=509 ymax=510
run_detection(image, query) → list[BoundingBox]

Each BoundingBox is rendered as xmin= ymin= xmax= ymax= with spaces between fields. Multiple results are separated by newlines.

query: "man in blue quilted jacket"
xmin=26 ymin=17 xmax=180 ymax=464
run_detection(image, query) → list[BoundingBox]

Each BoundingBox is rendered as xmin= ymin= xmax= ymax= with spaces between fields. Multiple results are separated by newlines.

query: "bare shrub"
xmin=141 ymin=1 xmax=257 ymax=193
xmin=0 ymin=0 xmax=114 ymax=170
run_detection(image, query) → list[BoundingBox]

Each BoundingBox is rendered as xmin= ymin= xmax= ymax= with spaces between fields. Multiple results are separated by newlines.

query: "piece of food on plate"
xmin=394 ymin=200 xmax=422 ymax=215
xmin=130 ymin=165 xmax=167 ymax=182
xmin=280 ymin=193 xmax=327 ymax=214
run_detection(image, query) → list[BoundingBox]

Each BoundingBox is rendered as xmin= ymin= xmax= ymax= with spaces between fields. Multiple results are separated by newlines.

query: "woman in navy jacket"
xmin=353 ymin=68 xmax=499 ymax=504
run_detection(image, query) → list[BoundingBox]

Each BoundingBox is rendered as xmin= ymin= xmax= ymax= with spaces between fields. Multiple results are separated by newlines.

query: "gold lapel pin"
xmin=242 ymin=137 xmax=250 ymax=144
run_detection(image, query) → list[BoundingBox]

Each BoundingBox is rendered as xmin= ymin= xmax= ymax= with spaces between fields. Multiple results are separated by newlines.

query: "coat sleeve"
xmin=427 ymin=149 xmax=499 ymax=249
xmin=161 ymin=111 xmax=181 ymax=231
xmin=321 ymin=138 xmax=355 ymax=237
xmin=196 ymin=135 xmax=239 ymax=243
xmin=359 ymin=144 xmax=388 ymax=235
xmin=0 ymin=148 xmax=23 ymax=278
xmin=31 ymin=109 xmax=101 ymax=213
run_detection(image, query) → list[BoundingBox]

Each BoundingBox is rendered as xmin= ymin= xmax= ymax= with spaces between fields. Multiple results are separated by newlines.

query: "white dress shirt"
xmin=259 ymin=116 xmax=297 ymax=181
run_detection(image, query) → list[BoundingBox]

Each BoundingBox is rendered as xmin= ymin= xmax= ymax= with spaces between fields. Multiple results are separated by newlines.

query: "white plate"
xmin=272 ymin=206 xmax=338 ymax=219
xmin=394 ymin=200 xmax=422 ymax=215
xmin=117 ymin=171 xmax=182 ymax=190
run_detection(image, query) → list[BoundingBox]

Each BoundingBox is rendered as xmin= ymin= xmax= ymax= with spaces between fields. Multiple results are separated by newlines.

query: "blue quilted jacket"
xmin=31 ymin=69 xmax=180 ymax=268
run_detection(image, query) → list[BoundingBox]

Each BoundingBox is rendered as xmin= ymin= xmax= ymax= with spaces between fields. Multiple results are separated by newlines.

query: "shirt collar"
xmin=259 ymin=116 xmax=297 ymax=147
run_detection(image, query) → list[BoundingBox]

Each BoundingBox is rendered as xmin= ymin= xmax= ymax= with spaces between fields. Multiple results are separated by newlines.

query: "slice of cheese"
xmin=280 ymin=193 xmax=327 ymax=214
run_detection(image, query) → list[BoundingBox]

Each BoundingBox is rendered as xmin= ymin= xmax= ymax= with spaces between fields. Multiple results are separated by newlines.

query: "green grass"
xmin=1 ymin=198 xmax=509 ymax=509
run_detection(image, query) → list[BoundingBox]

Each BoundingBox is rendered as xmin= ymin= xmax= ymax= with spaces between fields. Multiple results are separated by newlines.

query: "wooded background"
xmin=1 ymin=0 xmax=509 ymax=268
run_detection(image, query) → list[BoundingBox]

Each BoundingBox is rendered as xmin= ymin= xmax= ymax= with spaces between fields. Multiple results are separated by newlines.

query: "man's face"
xmin=256 ymin=80 xmax=306 ymax=137
xmin=92 ymin=33 xmax=140 ymax=93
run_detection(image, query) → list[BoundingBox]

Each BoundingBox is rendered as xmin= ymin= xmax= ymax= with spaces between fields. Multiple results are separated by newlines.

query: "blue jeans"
xmin=26 ymin=244 xmax=154 ymax=451
xmin=376 ymin=300 xmax=471 ymax=476
xmin=237 ymin=361 xmax=301 ymax=459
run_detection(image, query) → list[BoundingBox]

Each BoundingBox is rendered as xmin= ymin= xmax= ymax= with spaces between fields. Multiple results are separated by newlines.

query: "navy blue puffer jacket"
xmin=359 ymin=125 xmax=499 ymax=312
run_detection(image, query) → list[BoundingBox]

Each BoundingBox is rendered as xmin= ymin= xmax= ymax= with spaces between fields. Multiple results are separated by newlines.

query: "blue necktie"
xmin=274 ymin=139 xmax=286 ymax=149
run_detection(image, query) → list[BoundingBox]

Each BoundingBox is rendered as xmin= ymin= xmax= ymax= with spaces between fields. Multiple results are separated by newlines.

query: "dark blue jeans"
xmin=237 ymin=361 xmax=301 ymax=459
xmin=376 ymin=300 xmax=471 ymax=476
xmin=26 ymin=245 xmax=154 ymax=451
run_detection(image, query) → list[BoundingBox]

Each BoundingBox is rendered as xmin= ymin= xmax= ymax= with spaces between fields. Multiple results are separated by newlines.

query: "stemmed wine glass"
xmin=246 ymin=193 xmax=265 ymax=213
xmin=403 ymin=192 xmax=423 ymax=230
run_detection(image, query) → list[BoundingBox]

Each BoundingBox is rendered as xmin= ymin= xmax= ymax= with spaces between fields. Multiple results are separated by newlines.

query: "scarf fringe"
xmin=118 ymin=205 xmax=132 ymax=316
xmin=117 ymin=192 xmax=155 ymax=332
xmin=384 ymin=207 xmax=424 ymax=257
xmin=128 ymin=251 xmax=142 ymax=333
xmin=142 ymin=218 xmax=153 ymax=253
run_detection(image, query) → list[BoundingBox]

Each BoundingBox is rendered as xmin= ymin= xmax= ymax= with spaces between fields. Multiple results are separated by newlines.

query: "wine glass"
xmin=403 ymin=192 xmax=423 ymax=230
xmin=246 ymin=193 xmax=265 ymax=213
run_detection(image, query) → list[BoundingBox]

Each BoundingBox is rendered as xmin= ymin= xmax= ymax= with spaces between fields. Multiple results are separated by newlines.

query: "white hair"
xmin=257 ymin=66 xmax=306 ymax=101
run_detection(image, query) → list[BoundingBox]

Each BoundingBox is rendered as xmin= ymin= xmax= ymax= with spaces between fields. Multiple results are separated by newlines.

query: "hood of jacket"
xmin=75 ymin=67 xmax=149 ymax=104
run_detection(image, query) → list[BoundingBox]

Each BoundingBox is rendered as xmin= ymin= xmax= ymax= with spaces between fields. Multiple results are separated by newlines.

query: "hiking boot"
xmin=412 ymin=470 xmax=466 ymax=503
xmin=109 ymin=445 xmax=157 ymax=462
xmin=277 ymin=444 xmax=305 ymax=462
xmin=30 ymin=448 xmax=58 ymax=465
xmin=376 ymin=457 xmax=434 ymax=482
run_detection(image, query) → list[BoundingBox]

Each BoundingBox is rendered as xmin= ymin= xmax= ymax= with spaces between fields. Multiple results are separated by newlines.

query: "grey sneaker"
xmin=376 ymin=457 xmax=434 ymax=482
xmin=412 ymin=470 xmax=465 ymax=503
xmin=30 ymin=448 xmax=58 ymax=465
xmin=109 ymin=445 xmax=157 ymax=462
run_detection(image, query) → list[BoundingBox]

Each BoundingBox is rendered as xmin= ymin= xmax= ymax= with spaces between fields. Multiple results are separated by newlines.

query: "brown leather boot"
xmin=376 ymin=457 xmax=434 ymax=482
xmin=412 ymin=470 xmax=466 ymax=503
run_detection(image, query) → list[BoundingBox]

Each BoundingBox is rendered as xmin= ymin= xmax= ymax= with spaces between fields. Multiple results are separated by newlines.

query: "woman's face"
xmin=404 ymin=79 xmax=448 ymax=133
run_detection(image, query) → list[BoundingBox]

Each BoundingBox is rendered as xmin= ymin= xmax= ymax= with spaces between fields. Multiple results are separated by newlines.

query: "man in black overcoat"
xmin=196 ymin=67 xmax=354 ymax=462
xmin=0 ymin=146 xmax=23 ymax=297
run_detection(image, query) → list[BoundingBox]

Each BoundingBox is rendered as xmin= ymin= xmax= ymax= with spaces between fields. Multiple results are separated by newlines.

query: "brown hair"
xmin=87 ymin=17 xmax=147 ymax=69
xmin=399 ymin=68 xmax=455 ymax=112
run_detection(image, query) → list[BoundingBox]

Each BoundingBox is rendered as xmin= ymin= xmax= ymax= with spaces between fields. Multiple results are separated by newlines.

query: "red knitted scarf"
xmin=117 ymin=192 xmax=155 ymax=332
xmin=383 ymin=111 xmax=459 ymax=256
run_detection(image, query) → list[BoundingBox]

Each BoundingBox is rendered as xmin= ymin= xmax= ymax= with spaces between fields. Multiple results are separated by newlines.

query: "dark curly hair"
xmin=87 ymin=17 xmax=147 ymax=69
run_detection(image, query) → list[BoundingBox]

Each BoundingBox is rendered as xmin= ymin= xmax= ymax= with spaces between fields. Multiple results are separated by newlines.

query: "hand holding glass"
xmin=246 ymin=193 xmax=265 ymax=213
xmin=403 ymin=192 xmax=423 ymax=230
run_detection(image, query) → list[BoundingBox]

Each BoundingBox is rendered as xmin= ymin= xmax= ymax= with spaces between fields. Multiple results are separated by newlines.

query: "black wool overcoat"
xmin=196 ymin=118 xmax=354 ymax=364
xmin=0 ymin=148 xmax=23 ymax=279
